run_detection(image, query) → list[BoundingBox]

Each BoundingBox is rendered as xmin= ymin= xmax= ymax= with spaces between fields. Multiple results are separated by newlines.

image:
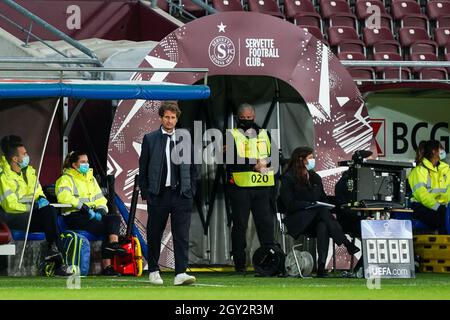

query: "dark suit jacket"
xmin=138 ymin=127 xmax=196 ymax=200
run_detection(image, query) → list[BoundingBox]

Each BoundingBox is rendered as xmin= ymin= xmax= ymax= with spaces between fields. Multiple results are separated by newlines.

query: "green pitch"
xmin=0 ymin=273 xmax=449 ymax=300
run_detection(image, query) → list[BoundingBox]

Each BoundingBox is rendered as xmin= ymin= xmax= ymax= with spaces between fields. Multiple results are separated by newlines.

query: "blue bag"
xmin=60 ymin=231 xmax=90 ymax=276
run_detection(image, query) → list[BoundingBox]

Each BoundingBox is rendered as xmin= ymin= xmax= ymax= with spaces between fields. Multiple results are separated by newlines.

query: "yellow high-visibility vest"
xmin=55 ymin=168 xmax=108 ymax=216
xmin=0 ymin=156 xmax=45 ymax=214
xmin=230 ymin=129 xmax=274 ymax=187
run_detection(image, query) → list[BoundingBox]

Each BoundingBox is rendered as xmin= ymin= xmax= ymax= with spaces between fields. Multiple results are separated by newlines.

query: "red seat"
xmin=284 ymin=0 xmax=322 ymax=27
xmin=373 ymin=52 xmax=412 ymax=79
xmin=409 ymin=52 xmax=448 ymax=79
xmin=212 ymin=0 xmax=244 ymax=11
xmin=436 ymin=15 xmax=450 ymax=27
xmin=363 ymin=27 xmax=401 ymax=54
xmin=321 ymin=0 xmax=358 ymax=29
xmin=179 ymin=0 xmax=205 ymax=17
xmin=247 ymin=0 xmax=285 ymax=18
xmin=327 ymin=26 xmax=366 ymax=54
xmin=434 ymin=27 xmax=450 ymax=51
xmin=337 ymin=51 xmax=375 ymax=80
xmin=391 ymin=0 xmax=429 ymax=31
xmin=299 ymin=25 xmax=327 ymax=43
xmin=355 ymin=0 xmax=393 ymax=30
xmin=399 ymin=27 xmax=438 ymax=55
xmin=427 ymin=1 xmax=450 ymax=21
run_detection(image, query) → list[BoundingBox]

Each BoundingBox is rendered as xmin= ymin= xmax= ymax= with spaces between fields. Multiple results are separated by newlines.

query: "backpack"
xmin=252 ymin=244 xmax=286 ymax=277
xmin=60 ymin=231 xmax=90 ymax=276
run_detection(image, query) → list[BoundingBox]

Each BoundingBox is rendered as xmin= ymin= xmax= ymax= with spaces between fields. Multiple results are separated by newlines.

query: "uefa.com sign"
xmin=166 ymin=121 xmax=280 ymax=172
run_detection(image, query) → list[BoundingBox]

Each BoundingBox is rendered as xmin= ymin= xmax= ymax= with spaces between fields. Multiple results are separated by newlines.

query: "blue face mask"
xmin=19 ymin=155 xmax=30 ymax=169
xmin=306 ymin=158 xmax=316 ymax=171
xmin=440 ymin=149 xmax=447 ymax=161
xmin=78 ymin=163 xmax=89 ymax=174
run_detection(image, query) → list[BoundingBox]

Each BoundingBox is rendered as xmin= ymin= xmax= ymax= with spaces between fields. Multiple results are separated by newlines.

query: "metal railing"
xmin=341 ymin=60 xmax=450 ymax=83
xmin=0 ymin=66 xmax=210 ymax=84
xmin=0 ymin=0 xmax=102 ymax=66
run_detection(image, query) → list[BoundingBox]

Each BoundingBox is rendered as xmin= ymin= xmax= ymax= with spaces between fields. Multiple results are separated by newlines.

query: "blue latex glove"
xmin=88 ymin=209 xmax=96 ymax=220
xmin=37 ymin=197 xmax=50 ymax=209
xmin=94 ymin=212 xmax=102 ymax=222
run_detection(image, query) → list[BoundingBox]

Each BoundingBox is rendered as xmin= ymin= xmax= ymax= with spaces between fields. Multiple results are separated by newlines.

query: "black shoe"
xmin=103 ymin=242 xmax=128 ymax=256
xmin=235 ymin=267 xmax=247 ymax=275
xmin=316 ymin=270 xmax=329 ymax=278
xmin=102 ymin=265 xmax=121 ymax=276
xmin=316 ymin=263 xmax=328 ymax=278
xmin=45 ymin=243 xmax=63 ymax=263
xmin=345 ymin=242 xmax=361 ymax=255
xmin=54 ymin=264 xmax=74 ymax=277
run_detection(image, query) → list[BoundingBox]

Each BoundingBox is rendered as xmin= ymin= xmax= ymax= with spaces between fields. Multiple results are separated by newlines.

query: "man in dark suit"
xmin=139 ymin=101 xmax=196 ymax=286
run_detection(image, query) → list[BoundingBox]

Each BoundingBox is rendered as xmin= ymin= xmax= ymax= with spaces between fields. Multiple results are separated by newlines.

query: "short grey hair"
xmin=237 ymin=103 xmax=255 ymax=116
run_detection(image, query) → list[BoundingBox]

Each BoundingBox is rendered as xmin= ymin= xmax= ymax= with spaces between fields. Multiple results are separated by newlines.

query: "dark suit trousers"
xmin=146 ymin=187 xmax=193 ymax=274
xmin=228 ymin=186 xmax=275 ymax=269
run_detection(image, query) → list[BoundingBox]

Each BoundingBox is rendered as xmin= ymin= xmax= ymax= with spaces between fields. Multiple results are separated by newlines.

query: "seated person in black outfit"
xmin=279 ymin=146 xmax=360 ymax=277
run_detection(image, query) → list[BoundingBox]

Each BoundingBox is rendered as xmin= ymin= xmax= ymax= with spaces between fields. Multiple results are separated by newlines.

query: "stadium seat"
xmin=436 ymin=15 xmax=450 ymax=27
xmin=327 ymin=26 xmax=366 ymax=54
xmin=320 ymin=0 xmax=358 ymax=29
xmin=178 ymin=0 xmax=206 ymax=18
xmin=57 ymin=216 xmax=103 ymax=241
xmin=337 ymin=51 xmax=375 ymax=79
xmin=247 ymin=0 xmax=285 ymax=18
xmin=363 ymin=27 xmax=402 ymax=54
xmin=427 ymin=1 xmax=450 ymax=23
xmin=373 ymin=52 xmax=412 ymax=79
xmin=299 ymin=25 xmax=328 ymax=43
xmin=212 ymin=0 xmax=244 ymax=11
xmin=410 ymin=52 xmax=448 ymax=79
xmin=391 ymin=0 xmax=429 ymax=32
xmin=433 ymin=27 xmax=450 ymax=53
xmin=399 ymin=27 xmax=439 ymax=55
xmin=284 ymin=0 xmax=322 ymax=28
xmin=11 ymin=230 xmax=45 ymax=241
xmin=355 ymin=0 xmax=393 ymax=30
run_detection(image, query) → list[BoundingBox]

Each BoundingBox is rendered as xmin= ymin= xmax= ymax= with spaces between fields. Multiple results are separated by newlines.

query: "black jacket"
xmin=138 ymin=128 xmax=196 ymax=200
xmin=279 ymin=170 xmax=327 ymax=214
xmin=279 ymin=169 xmax=328 ymax=239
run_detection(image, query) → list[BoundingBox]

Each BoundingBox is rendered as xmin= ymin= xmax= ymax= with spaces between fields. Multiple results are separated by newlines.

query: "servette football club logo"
xmin=209 ymin=22 xmax=235 ymax=67
xmin=370 ymin=118 xmax=386 ymax=157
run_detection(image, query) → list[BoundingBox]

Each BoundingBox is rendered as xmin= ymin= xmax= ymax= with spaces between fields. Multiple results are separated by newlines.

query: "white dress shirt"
xmin=161 ymin=127 xmax=176 ymax=187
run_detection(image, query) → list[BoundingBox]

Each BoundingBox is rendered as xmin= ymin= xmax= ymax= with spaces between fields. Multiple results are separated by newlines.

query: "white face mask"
xmin=306 ymin=158 xmax=315 ymax=171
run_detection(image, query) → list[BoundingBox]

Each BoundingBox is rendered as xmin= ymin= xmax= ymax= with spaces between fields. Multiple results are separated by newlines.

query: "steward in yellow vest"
xmin=0 ymin=135 xmax=71 ymax=275
xmin=225 ymin=103 xmax=276 ymax=273
xmin=408 ymin=140 xmax=450 ymax=234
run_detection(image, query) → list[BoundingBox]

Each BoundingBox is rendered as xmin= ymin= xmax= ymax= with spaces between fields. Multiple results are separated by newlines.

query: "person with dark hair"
xmin=415 ymin=140 xmax=427 ymax=164
xmin=0 ymin=135 xmax=71 ymax=276
xmin=55 ymin=150 xmax=126 ymax=276
xmin=279 ymin=146 xmax=360 ymax=277
xmin=408 ymin=140 xmax=449 ymax=234
xmin=226 ymin=103 xmax=276 ymax=273
xmin=139 ymin=100 xmax=197 ymax=285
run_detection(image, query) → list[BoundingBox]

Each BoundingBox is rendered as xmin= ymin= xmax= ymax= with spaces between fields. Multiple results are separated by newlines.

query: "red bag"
xmin=113 ymin=236 xmax=143 ymax=276
xmin=112 ymin=174 xmax=143 ymax=276
xmin=0 ymin=221 xmax=12 ymax=244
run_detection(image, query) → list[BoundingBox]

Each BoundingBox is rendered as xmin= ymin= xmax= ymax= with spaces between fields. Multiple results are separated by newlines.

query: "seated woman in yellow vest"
xmin=0 ymin=135 xmax=71 ymax=276
xmin=55 ymin=151 xmax=126 ymax=276
xmin=408 ymin=140 xmax=450 ymax=234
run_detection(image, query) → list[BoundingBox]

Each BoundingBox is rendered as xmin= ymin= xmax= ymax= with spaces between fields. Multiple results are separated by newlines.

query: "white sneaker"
xmin=149 ymin=271 xmax=163 ymax=285
xmin=174 ymin=273 xmax=196 ymax=286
